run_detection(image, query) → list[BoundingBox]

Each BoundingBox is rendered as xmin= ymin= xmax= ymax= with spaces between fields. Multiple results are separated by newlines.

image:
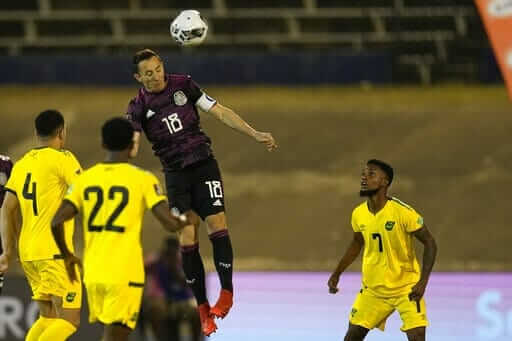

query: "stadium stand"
xmin=0 ymin=0 xmax=489 ymax=83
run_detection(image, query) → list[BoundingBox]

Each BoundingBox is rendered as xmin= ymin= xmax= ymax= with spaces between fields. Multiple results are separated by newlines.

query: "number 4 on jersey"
xmin=23 ymin=173 xmax=38 ymax=215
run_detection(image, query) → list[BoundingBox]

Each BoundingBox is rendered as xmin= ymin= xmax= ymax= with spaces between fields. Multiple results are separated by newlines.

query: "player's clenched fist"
xmin=254 ymin=131 xmax=277 ymax=151
xmin=328 ymin=272 xmax=341 ymax=294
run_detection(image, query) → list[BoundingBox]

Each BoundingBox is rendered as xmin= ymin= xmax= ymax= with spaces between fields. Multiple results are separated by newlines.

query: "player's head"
xmin=35 ymin=110 xmax=66 ymax=147
xmin=360 ymin=159 xmax=394 ymax=197
xmin=101 ymin=117 xmax=134 ymax=155
xmin=133 ymin=48 xmax=166 ymax=93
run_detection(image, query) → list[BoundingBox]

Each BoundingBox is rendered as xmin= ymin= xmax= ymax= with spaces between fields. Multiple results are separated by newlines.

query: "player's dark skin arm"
xmin=328 ymin=232 xmax=364 ymax=294
xmin=151 ymin=201 xmax=189 ymax=233
xmin=51 ymin=200 xmax=82 ymax=282
xmin=409 ymin=225 xmax=437 ymax=302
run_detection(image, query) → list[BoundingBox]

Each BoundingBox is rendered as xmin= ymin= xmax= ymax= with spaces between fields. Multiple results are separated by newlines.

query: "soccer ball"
xmin=170 ymin=10 xmax=208 ymax=46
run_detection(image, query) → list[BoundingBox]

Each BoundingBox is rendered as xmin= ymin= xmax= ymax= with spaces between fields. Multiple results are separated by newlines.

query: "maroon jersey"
xmin=126 ymin=74 xmax=217 ymax=171
xmin=0 ymin=154 xmax=13 ymax=207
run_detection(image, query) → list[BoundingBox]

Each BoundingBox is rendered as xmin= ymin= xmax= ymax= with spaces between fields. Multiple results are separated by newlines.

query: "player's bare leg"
xmin=103 ymin=323 xmax=131 ymax=341
xmin=25 ymin=300 xmax=56 ymax=341
xmin=344 ymin=323 xmax=369 ymax=341
xmin=36 ymin=295 xmax=79 ymax=340
xmin=406 ymin=327 xmax=426 ymax=341
xmin=205 ymin=211 xmax=233 ymax=319
xmin=179 ymin=210 xmax=217 ymax=336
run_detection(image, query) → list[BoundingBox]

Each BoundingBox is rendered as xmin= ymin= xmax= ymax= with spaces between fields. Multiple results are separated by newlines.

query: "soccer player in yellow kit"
xmin=51 ymin=117 xmax=189 ymax=341
xmin=0 ymin=110 xmax=82 ymax=341
xmin=328 ymin=159 xmax=437 ymax=341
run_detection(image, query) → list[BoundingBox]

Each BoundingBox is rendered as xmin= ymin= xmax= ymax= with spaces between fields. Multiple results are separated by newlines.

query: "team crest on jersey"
xmin=0 ymin=172 xmax=6 ymax=186
xmin=66 ymin=292 xmax=77 ymax=302
xmin=173 ymin=90 xmax=188 ymax=106
xmin=385 ymin=221 xmax=395 ymax=231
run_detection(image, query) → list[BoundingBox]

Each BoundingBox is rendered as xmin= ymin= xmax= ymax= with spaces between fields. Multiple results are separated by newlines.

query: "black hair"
xmin=132 ymin=48 xmax=161 ymax=74
xmin=367 ymin=159 xmax=394 ymax=186
xmin=102 ymin=117 xmax=134 ymax=151
xmin=35 ymin=110 xmax=64 ymax=137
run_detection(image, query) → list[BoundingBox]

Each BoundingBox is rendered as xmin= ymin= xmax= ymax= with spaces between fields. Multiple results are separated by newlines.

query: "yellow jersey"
xmin=351 ymin=197 xmax=424 ymax=297
xmin=5 ymin=147 xmax=81 ymax=261
xmin=64 ymin=163 xmax=166 ymax=285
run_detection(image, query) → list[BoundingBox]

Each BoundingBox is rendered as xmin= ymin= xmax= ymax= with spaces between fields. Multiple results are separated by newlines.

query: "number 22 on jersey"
xmin=84 ymin=186 xmax=128 ymax=233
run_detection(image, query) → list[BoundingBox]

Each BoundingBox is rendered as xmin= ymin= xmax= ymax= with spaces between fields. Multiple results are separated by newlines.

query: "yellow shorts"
xmin=349 ymin=289 xmax=428 ymax=332
xmin=85 ymin=282 xmax=144 ymax=330
xmin=21 ymin=259 xmax=82 ymax=309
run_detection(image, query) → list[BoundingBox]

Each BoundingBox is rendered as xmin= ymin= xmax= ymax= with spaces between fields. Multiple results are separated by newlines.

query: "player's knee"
xmin=205 ymin=212 xmax=227 ymax=232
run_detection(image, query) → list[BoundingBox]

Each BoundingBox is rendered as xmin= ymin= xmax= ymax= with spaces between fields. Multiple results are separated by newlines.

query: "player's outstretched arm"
xmin=328 ymin=231 xmax=364 ymax=294
xmin=0 ymin=192 xmax=21 ymax=273
xmin=208 ymin=103 xmax=277 ymax=151
xmin=51 ymin=200 xmax=82 ymax=282
xmin=409 ymin=225 xmax=437 ymax=302
xmin=151 ymin=201 xmax=189 ymax=233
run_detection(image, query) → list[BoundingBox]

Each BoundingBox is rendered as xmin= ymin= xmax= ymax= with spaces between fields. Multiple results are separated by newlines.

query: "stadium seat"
xmin=51 ymin=0 xmax=130 ymax=10
xmin=385 ymin=15 xmax=456 ymax=33
xmin=403 ymin=0 xmax=474 ymax=8
xmin=225 ymin=0 xmax=304 ymax=9
xmin=0 ymin=0 xmax=38 ymax=11
xmin=317 ymin=0 xmax=395 ymax=9
xmin=210 ymin=17 xmax=288 ymax=35
xmin=139 ymin=0 xmax=212 ymax=10
xmin=0 ymin=21 xmax=24 ymax=38
xmin=36 ymin=19 xmax=112 ymax=37
xmin=300 ymin=17 xmax=375 ymax=34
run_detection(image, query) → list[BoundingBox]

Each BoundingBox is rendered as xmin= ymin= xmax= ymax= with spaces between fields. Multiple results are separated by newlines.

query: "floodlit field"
xmin=1 ymin=85 xmax=511 ymax=272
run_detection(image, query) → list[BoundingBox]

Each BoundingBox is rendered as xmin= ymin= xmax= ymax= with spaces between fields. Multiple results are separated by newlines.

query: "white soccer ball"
xmin=170 ymin=10 xmax=208 ymax=46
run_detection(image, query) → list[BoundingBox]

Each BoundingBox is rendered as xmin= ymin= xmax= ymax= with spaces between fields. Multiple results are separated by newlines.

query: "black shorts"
xmin=164 ymin=157 xmax=225 ymax=220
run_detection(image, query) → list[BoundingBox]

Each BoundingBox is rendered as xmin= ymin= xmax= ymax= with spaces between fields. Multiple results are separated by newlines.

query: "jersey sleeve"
xmin=60 ymin=151 xmax=82 ymax=186
xmin=351 ymin=209 xmax=360 ymax=232
xmin=143 ymin=172 xmax=167 ymax=210
xmin=64 ymin=179 xmax=82 ymax=211
xmin=185 ymin=75 xmax=217 ymax=112
xmin=403 ymin=207 xmax=424 ymax=233
xmin=126 ymin=94 xmax=145 ymax=132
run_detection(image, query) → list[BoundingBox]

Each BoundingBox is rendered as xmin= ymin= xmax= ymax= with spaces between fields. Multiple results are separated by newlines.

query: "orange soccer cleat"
xmin=198 ymin=302 xmax=217 ymax=336
xmin=210 ymin=289 xmax=233 ymax=319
